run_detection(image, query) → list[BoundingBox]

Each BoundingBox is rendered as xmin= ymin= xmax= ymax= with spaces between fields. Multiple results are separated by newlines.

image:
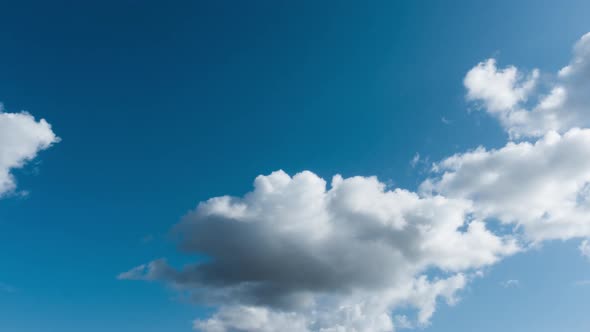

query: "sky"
xmin=1 ymin=1 xmax=590 ymax=331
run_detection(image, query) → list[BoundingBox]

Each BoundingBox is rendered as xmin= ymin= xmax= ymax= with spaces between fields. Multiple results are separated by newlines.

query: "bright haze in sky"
xmin=1 ymin=1 xmax=590 ymax=332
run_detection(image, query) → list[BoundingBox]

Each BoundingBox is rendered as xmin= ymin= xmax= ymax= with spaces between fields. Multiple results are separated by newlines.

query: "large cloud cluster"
xmin=121 ymin=171 xmax=517 ymax=331
xmin=0 ymin=108 xmax=58 ymax=196
xmin=121 ymin=32 xmax=590 ymax=331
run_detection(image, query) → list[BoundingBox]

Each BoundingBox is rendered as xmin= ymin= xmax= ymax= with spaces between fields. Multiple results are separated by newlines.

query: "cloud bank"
xmin=121 ymin=32 xmax=590 ymax=331
xmin=0 ymin=108 xmax=58 ymax=196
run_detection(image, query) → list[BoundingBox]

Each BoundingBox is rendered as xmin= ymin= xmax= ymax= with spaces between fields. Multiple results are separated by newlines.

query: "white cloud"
xmin=421 ymin=128 xmax=590 ymax=242
xmin=464 ymin=33 xmax=590 ymax=138
xmin=120 ymin=170 xmax=518 ymax=331
xmin=122 ymin=32 xmax=590 ymax=332
xmin=0 ymin=110 xmax=58 ymax=196
xmin=464 ymin=59 xmax=538 ymax=114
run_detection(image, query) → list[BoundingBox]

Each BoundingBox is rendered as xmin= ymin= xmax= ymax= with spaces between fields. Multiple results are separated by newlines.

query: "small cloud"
xmin=410 ymin=153 xmax=430 ymax=172
xmin=501 ymin=279 xmax=520 ymax=288
xmin=473 ymin=270 xmax=485 ymax=278
xmin=117 ymin=264 xmax=149 ymax=280
xmin=410 ymin=153 xmax=421 ymax=168
xmin=441 ymin=116 xmax=452 ymax=125
xmin=574 ymin=280 xmax=590 ymax=286
xmin=394 ymin=315 xmax=414 ymax=329
xmin=384 ymin=178 xmax=396 ymax=190
xmin=580 ymin=240 xmax=590 ymax=260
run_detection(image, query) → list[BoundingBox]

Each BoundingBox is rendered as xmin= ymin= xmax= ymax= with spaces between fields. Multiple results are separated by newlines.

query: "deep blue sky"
xmin=0 ymin=1 xmax=589 ymax=331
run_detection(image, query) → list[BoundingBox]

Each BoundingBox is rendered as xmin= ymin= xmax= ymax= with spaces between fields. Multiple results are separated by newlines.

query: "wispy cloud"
xmin=501 ymin=279 xmax=520 ymax=288
xmin=573 ymin=280 xmax=590 ymax=287
xmin=410 ymin=153 xmax=421 ymax=168
xmin=394 ymin=315 xmax=414 ymax=329
xmin=580 ymin=240 xmax=590 ymax=260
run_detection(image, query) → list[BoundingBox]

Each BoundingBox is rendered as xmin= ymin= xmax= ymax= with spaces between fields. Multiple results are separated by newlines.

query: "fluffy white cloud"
xmin=464 ymin=33 xmax=590 ymax=138
xmin=121 ymin=170 xmax=517 ymax=331
xmin=0 ymin=109 xmax=58 ymax=195
xmin=464 ymin=58 xmax=538 ymax=114
xmin=422 ymin=128 xmax=590 ymax=242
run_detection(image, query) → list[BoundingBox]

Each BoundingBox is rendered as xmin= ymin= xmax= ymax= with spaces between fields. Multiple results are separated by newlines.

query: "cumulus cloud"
xmin=464 ymin=33 xmax=590 ymax=138
xmin=464 ymin=58 xmax=538 ymax=114
xmin=0 ymin=109 xmax=59 ymax=196
xmin=120 ymin=170 xmax=518 ymax=331
xmin=122 ymin=32 xmax=590 ymax=331
xmin=421 ymin=128 xmax=590 ymax=242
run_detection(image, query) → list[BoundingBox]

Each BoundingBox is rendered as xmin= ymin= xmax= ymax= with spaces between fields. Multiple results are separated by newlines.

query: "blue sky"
xmin=1 ymin=1 xmax=590 ymax=331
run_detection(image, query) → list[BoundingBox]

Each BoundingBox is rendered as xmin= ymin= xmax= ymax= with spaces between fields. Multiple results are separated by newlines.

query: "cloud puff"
xmin=464 ymin=58 xmax=538 ymax=114
xmin=120 ymin=170 xmax=518 ymax=331
xmin=464 ymin=33 xmax=590 ymax=138
xmin=422 ymin=128 xmax=590 ymax=242
xmin=0 ymin=109 xmax=59 ymax=196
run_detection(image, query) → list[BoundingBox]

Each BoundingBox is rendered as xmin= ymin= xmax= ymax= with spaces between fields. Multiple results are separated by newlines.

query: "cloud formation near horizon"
xmin=121 ymin=32 xmax=590 ymax=331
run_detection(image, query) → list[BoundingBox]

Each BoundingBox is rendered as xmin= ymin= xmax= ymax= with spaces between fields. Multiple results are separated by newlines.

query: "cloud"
xmin=0 ymin=109 xmax=59 ymax=196
xmin=120 ymin=170 xmax=518 ymax=331
xmin=410 ymin=153 xmax=421 ymax=168
xmin=464 ymin=59 xmax=538 ymax=115
xmin=464 ymin=33 xmax=590 ymax=138
xmin=580 ymin=240 xmax=590 ymax=260
xmin=193 ymin=306 xmax=310 ymax=332
xmin=393 ymin=315 xmax=413 ymax=329
xmin=421 ymin=128 xmax=590 ymax=242
xmin=500 ymin=279 xmax=520 ymax=288
xmin=121 ymin=32 xmax=590 ymax=331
